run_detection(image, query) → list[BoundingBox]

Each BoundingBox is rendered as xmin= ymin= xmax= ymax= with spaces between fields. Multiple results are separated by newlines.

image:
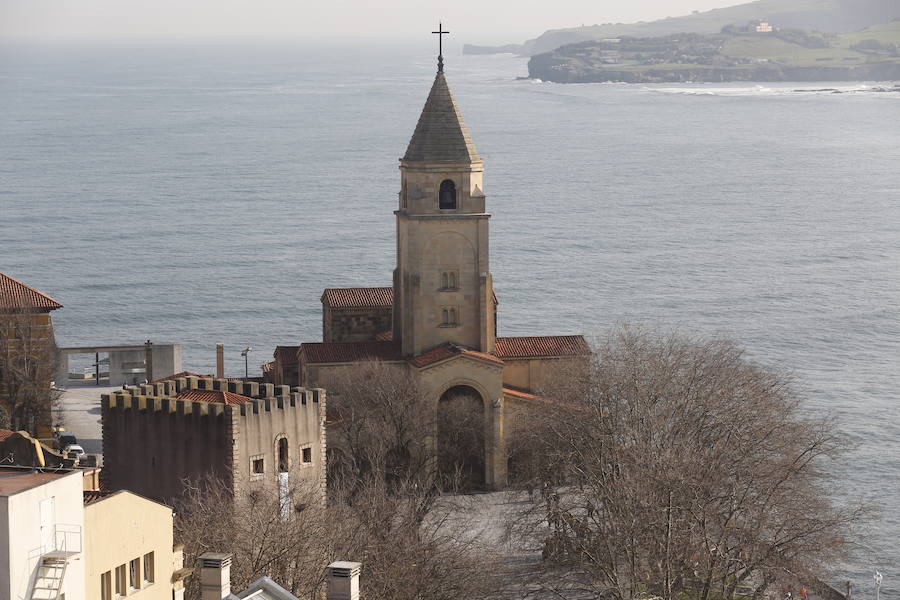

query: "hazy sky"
xmin=2 ymin=0 xmax=744 ymax=44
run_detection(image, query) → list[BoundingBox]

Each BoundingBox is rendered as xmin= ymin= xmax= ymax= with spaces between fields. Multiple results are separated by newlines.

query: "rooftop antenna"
xmin=432 ymin=22 xmax=449 ymax=72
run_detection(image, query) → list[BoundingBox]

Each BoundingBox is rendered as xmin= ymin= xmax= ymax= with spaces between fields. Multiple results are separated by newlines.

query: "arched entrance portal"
xmin=437 ymin=385 xmax=486 ymax=490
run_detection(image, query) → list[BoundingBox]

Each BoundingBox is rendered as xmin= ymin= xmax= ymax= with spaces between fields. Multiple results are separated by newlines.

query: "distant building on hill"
xmin=101 ymin=376 xmax=326 ymax=505
xmin=756 ymin=20 xmax=774 ymax=33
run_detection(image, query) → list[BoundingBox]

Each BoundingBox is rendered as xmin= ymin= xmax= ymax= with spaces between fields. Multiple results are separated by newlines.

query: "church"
xmin=272 ymin=48 xmax=589 ymax=489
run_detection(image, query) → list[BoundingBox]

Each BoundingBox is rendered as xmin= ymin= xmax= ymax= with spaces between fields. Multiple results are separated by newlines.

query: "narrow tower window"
xmin=441 ymin=306 xmax=459 ymax=327
xmin=440 ymin=270 xmax=459 ymax=291
xmin=439 ymin=179 xmax=457 ymax=210
xmin=278 ymin=437 xmax=289 ymax=473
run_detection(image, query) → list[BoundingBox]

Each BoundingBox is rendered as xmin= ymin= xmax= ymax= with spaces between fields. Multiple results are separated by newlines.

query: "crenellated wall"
xmin=101 ymin=377 xmax=326 ymax=505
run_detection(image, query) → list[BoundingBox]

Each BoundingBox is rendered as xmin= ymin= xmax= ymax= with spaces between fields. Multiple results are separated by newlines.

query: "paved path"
xmin=56 ymin=381 xmax=116 ymax=455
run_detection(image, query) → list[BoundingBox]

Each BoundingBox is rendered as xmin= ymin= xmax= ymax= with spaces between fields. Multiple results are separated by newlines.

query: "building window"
xmin=302 ymin=446 xmax=312 ymax=464
xmin=129 ymin=557 xmax=140 ymax=590
xmin=440 ymin=306 xmax=459 ymax=327
xmin=250 ymin=454 xmax=265 ymax=480
xmin=440 ymin=270 xmax=459 ymax=291
xmin=439 ymin=179 xmax=457 ymax=210
xmin=278 ymin=437 xmax=289 ymax=473
xmin=101 ymin=571 xmax=112 ymax=600
xmin=143 ymin=552 xmax=154 ymax=584
xmin=115 ymin=564 xmax=126 ymax=597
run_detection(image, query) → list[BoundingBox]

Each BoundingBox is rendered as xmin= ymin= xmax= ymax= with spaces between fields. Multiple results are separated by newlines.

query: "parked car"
xmin=64 ymin=444 xmax=85 ymax=460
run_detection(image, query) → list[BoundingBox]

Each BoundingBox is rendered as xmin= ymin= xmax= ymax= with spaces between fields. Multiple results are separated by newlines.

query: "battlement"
xmin=101 ymin=376 xmax=325 ymax=418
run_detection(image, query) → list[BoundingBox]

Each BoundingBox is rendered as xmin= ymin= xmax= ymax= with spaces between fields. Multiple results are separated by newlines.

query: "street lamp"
xmin=241 ymin=347 xmax=252 ymax=379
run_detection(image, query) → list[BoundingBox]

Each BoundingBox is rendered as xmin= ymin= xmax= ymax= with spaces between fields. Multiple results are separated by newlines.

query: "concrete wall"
xmin=0 ymin=470 xmax=86 ymax=600
xmin=106 ymin=344 xmax=182 ymax=386
xmin=84 ymin=491 xmax=175 ymax=600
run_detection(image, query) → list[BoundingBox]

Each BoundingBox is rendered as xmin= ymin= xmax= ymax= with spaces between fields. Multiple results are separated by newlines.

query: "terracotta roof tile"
xmin=495 ymin=336 xmax=591 ymax=359
xmin=502 ymin=388 xmax=543 ymax=401
xmin=274 ymin=346 xmax=301 ymax=362
xmin=0 ymin=272 xmax=63 ymax=311
xmin=375 ymin=330 xmax=393 ymax=342
xmin=175 ymin=389 xmax=253 ymax=405
xmin=409 ymin=343 xmax=504 ymax=369
xmin=322 ymin=287 xmax=393 ymax=309
xmin=83 ymin=490 xmax=113 ymax=505
xmin=151 ymin=371 xmax=208 ymax=383
xmin=0 ymin=429 xmax=14 ymax=443
xmin=300 ymin=341 xmax=403 ymax=364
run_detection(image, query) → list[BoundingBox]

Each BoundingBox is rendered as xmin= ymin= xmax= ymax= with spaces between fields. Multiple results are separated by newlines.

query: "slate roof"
xmin=175 ymin=389 xmax=254 ymax=405
xmin=300 ymin=341 xmax=403 ymax=364
xmin=408 ymin=342 xmax=504 ymax=369
xmin=0 ymin=272 xmax=63 ymax=311
xmin=322 ymin=287 xmax=393 ymax=309
xmin=495 ymin=336 xmax=591 ymax=359
xmin=403 ymin=71 xmax=481 ymax=164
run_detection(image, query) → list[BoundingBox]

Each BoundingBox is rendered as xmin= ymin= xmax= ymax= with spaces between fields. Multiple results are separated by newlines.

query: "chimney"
xmin=144 ymin=340 xmax=154 ymax=382
xmin=216 ymin=344 xmax=225 ymax=379
xmin=199 ymin=553 xmax=232 ymax=600
xmin=327 ymin=561 xmax=361 ymax=600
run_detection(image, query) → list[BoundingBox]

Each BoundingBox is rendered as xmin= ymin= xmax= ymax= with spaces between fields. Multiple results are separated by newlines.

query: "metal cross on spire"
xmin=432 ymin=22 xmax=449 ymax=72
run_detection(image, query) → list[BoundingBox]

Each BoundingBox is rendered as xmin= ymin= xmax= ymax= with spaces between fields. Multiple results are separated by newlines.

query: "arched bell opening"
xmin=437 ymin=385 xmax=486 ymax=490
xmin=439 ymin=179 xmax=457 ymax=210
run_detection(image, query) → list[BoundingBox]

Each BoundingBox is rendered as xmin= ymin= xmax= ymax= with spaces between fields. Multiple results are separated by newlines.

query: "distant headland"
xmin=463 ymin=0 xmax=900 ymax=83
xmin=527 ymin=21 xmax=900 ymax=84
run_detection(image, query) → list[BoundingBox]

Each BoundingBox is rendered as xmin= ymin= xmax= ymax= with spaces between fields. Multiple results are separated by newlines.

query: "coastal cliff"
xmin=527 ymin=23 xmax=900 ymax=83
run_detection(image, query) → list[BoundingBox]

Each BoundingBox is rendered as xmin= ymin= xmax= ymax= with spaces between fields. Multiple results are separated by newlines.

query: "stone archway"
xmin=437 ymin=385 xmax=486 ymax=490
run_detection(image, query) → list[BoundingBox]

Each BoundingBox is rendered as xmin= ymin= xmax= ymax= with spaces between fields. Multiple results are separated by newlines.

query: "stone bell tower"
xmin=393 ymin=58 xmax=496 ymax=357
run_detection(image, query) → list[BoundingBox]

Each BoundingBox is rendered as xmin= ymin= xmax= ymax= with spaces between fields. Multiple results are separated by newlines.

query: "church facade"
xmin=273 ymin=59 xmax=589 ymax=489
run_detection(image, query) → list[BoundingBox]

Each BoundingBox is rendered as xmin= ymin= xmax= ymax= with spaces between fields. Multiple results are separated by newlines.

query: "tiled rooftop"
xmin=175 ymin=389 xmax=254 ymax=405
xmin=151 ymin=371 xmax=208 ymax=383
xmin=0 ymin=272 xmax=63 ymax=311
xmin=495 ymin=336 xmax=591 ymax=359
xmin=300 ymin=341 xmax=403 ymax=364
xmin=409 ymin=343 xmax=504 ymax=369
xmin=322 ymin=287 xmax=393 ymax=309
xmin=0 ymin=467 xmax=78 ymax=497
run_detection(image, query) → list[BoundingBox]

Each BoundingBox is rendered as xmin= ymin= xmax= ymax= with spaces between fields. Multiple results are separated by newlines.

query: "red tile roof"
xmin=502 ymin=387 xmax=544 ymax=401
xmin=175 ymin=389 xmax=253 ymax=405
xmin=300 ymin=341 xmax=403 ymax=364
xmin=0 ymin=429 xmax=14 ymax=443
xmin=151 ymin=371 xmax=208 ymax=383
xmin=409 ymin=343 xmax=504 ymax=369
xmin=0 ymin=272 xmax=63 ymax=311
xmin=274 ymin=346 xmax=301 ymax=362
xmin=374 ymin=330 xmax=393 ymax=342
xmin=495 ymin=336 xmax=591 ymax=359
xmin=322 ymin=287 xmax=393 ymax=309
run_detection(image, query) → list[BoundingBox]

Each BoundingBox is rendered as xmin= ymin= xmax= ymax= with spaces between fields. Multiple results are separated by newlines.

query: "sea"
xmin=1 ymin=41 xmax=898 ymax=594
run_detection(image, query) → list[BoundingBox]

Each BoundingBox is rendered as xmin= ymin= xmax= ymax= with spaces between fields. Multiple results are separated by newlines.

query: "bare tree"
xmin=0 ymin=297 xmax=63 ymax=434
xmin=326 ymin=360 xmax=436 ymax=492
xmin=175 ymin=473 xmax=502 ymax=600
xmin=508 ymin=326 xmax=860 ymax=600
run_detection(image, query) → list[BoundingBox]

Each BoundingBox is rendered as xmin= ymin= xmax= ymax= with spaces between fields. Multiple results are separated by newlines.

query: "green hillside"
xmin=527 ymin=21 xmax=900 ymax=83
xmin=464 ymin=0 xmax=900 ymax=56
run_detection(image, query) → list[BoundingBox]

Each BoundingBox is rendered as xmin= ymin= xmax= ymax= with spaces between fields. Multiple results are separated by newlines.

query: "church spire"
xmin=402 ymin=69 xmax=480 ymax=164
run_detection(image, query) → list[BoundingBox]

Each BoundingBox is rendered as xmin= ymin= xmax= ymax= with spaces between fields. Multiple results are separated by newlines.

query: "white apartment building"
xmin=0 ymin=467 xmax=86 ymax=600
